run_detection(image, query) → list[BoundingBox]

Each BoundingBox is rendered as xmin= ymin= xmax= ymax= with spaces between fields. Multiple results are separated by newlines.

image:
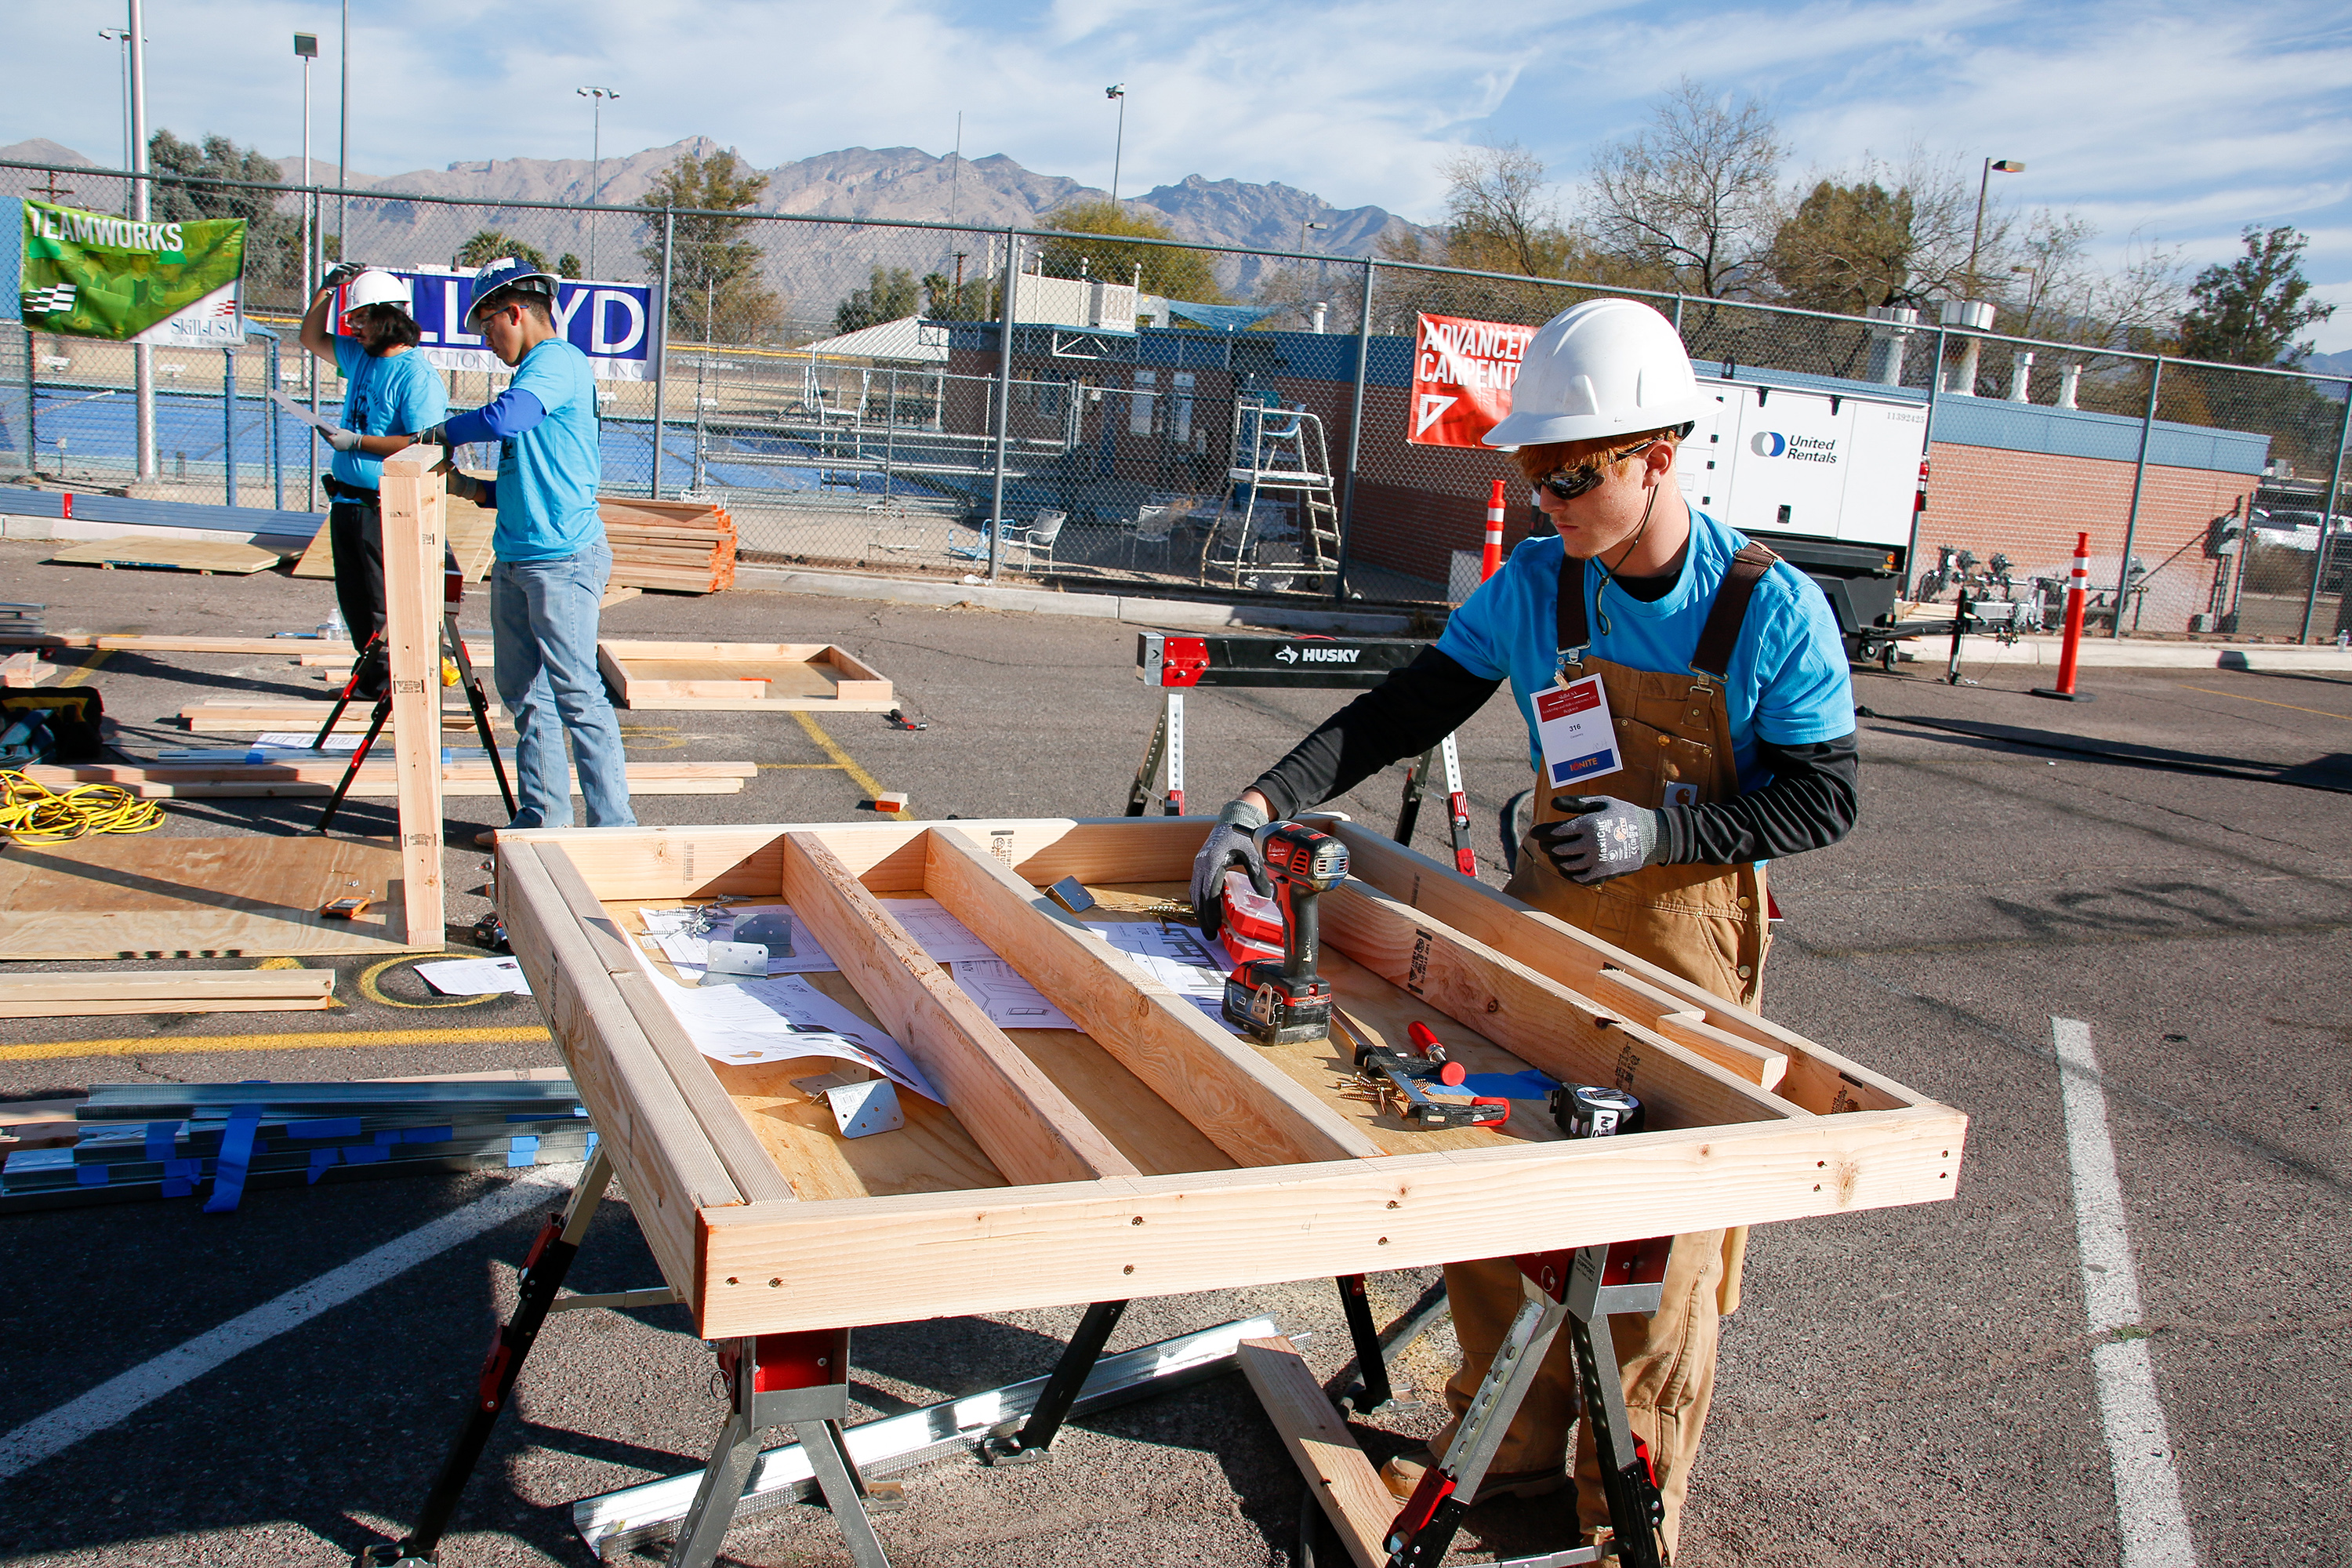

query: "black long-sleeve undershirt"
xmin=1246 ymin=647 xmax=1859 ymax=866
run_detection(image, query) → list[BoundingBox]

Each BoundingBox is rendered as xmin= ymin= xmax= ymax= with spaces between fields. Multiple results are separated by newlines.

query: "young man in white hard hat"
xmin=1191 ymin=298 xmax=1858 ymax=1556
xmin=296 ymin=264 xmax=448 ymax=697
xmin=386 ymin=257 xmax=634 ymax=841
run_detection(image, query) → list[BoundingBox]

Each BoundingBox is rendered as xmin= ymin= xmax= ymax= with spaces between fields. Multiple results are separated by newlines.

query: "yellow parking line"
xmin=2173 ymin=684 xmax=2350 ymax=720
xmin=789 ymin=712 xmax=887 ymax=798
xmin=0 ymin=1025 xmax=550 ymax=1062
xmin=57 ymin=648 xmax=113 ymax=687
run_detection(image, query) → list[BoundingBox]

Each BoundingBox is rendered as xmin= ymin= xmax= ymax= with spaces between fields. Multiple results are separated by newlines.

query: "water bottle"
xmin=320 ymin=601 xmax=348 ymax=641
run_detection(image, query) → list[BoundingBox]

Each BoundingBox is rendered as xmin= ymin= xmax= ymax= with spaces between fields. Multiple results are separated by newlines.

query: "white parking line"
xmin=0 ymin=1163 xmax=581 ymax=1483
xmin=2053 ymin=1017 xmax=2198 ymax=1567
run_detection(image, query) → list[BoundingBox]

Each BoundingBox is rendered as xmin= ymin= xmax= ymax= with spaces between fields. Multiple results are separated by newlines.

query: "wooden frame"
xmin=596 ymin=641 xmax=894 ymax=712
xmin=498 ymin=816 xmax=1965 ymax=1340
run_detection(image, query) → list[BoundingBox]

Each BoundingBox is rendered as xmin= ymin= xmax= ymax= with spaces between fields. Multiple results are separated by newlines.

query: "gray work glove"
xmin=1190 ymin=798 xmax=1269 ymax=939
xmin=444 ymin=470 xmax=483 ymax=503
xmin=322 ymin=423 xmax=364 ymax=452
xmin=320 ymin=261 xmax=365 ymax=292
xmin=1534 ymin=795 xmax=1661 ymax=885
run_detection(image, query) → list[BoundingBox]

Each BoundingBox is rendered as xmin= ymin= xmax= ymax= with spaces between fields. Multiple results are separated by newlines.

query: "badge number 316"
xmin=1536 ymin=675 xmax=1621 ymax=786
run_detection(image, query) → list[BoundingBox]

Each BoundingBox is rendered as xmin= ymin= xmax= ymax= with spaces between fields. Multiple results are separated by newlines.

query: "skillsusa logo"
xmin=1750 ymin=431 xmax=1839 ymax=464
xmin=1273 ymin=645 xmax=1363 ymax=665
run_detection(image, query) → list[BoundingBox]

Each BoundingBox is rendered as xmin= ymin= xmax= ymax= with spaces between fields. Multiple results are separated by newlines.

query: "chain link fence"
xmin=5 ymin=156 xmax=2347 ymax=640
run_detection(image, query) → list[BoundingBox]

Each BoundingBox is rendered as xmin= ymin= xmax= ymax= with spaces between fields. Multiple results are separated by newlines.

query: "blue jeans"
xmin=489 ymin=543 xmax=635 ymax=829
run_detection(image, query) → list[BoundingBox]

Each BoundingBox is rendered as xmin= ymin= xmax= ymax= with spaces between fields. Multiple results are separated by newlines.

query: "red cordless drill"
xmin=1221 ymin=822 xmax=1350 ymax=1046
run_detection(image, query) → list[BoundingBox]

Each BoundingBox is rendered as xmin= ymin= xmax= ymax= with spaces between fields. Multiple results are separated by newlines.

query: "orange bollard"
xmin=2032 ymin=531 xmax=2096 ymax=702
xmin=1481 ymin=479 xmax=1506 ymax=581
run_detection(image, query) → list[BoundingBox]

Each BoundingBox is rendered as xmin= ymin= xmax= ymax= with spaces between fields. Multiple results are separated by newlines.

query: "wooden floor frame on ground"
xmin=596 ymin=641 xmax=895 ymax=712
xmin=499 ymin=815 xmax=1965 ymax=1341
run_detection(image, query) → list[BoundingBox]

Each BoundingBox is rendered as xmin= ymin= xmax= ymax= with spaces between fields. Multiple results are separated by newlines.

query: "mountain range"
xmin=3 ymin=135 xmax=1421 ymax=329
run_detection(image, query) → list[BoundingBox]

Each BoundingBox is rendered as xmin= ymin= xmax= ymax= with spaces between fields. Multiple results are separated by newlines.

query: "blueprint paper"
xmin=652 ymin=972 xmax=942 ymax=1102
xmin=640 ymin=905 xmax=841 ymax=977
xmin=1087 ymin=921 xmax=1234 ymax=971
xmin=951 ymin=960 xmax=1077 ymax=1030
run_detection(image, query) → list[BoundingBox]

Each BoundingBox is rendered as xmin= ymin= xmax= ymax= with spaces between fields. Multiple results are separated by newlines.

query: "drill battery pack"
xmin=1222 ymin=960 xmax=1334 ymax=1047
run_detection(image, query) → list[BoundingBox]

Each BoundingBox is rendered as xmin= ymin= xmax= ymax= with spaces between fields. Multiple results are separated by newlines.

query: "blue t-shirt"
xmin=1436 ymin=509 xmax=1855 ymax=790
xmin=492 ymin=338 xmax=603 ymax=561
xmin=330 ymin=338 xmax=447 ymax=493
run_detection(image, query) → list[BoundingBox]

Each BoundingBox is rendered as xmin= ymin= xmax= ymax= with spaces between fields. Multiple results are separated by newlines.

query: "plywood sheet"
xmin=0 ymin=836 xmax=418 ymax=959
xmin=293 ymin=499 xmax=495 ymax=582
xmin=49 ymin=536 xmax=289 ymax=575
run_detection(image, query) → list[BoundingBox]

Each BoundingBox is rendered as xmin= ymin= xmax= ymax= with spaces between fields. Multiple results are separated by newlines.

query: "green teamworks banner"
xmin=20 ymin=198 xmax=246 ymax=347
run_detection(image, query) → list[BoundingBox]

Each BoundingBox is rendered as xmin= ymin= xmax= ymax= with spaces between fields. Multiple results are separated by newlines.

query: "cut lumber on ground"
xmin=0 ymin=968 xmax=338 ymax=1018
xmin=180 ymin=701 xmax=499 ymax=734
xmin=24 ymin=760 xmax=755 ymax=799
xmin=0 ymin=633 xmax=346 ymax=656
xmin=1237 ymin=1336 xmax=1392 ymax=1568
xmin=0 ymin=651 xmax=55 ymax=687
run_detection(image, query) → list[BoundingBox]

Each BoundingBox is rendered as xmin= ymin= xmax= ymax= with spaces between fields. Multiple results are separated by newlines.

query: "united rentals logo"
xmin=1750 ymin=431 xmax=1839 ymax=464
xmin=1273 ymin=644 xmax=1362 ymax=665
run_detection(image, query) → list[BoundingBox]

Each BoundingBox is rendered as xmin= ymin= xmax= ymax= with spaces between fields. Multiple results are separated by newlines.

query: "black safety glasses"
xmin=1535 ymin=438 xmax=1663 ymax=501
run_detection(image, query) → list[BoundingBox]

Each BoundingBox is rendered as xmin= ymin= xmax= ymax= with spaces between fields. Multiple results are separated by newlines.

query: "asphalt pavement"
xmin=1 ymin=539 xmax=2347 ymax=1566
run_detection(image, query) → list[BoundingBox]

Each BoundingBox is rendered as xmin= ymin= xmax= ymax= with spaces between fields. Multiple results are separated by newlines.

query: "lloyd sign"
xmin=1408 ymin=312 xmax=1536 ymax=448
xmin=362 ymin=267 xmax=653 ymax=382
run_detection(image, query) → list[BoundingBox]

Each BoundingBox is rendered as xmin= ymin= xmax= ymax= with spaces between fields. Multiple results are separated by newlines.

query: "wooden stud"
xmin=781 ymin=832 xmax=1140 ymax=1185
xmin=695 ymin=1103 xmax=1965 ymax=1338
xmin=1237 ymin=1336 xmax=1392 ymax=1568
xmin=1317 ymin=877 xmax=1795 ymax=1131
xmin=921 ymin=826 xmax=1383 ymax=1168
xmin=379 ymin=448 xmax=446 ymax=953
xmin=496 ymin=840 xmax=746 ymax=1298
xmin=1317 ymin=819 xmax=1915 ymax=1116
xmin=0 ymin=968 xmax=337 ymax=1018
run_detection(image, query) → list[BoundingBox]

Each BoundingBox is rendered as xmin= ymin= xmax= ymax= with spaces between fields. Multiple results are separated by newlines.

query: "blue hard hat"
xmin=467 ymin=256 xmax=561 ymax=321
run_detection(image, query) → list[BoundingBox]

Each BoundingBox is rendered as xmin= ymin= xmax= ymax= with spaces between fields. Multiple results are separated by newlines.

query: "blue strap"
xmin=200 ymin=1105 xmax=265 ymax=1214
xmin=144 ymin=1121 xmax=180 ymax=1162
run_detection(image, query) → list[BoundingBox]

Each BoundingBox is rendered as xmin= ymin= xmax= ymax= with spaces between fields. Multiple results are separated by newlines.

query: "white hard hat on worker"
xmin=1483 ymin=297 xmax=1708 ymax=448
xmin=1484 ymin=299 xmax=1706 ymax=564
xmin=338 ymin=268 xmax=414 ymax=332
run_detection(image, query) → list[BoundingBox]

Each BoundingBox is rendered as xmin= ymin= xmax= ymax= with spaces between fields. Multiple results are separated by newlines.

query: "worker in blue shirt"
xmin=389 ymin=257 xmax=633 ymax=843
xmin=297 ymin=266 xmax=447 ymax=697
xmin=1190 ymin=299 xmax=1859 ymax=1559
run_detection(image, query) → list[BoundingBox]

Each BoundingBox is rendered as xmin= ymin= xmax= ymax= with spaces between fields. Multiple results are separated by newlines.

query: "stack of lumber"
xmin=602 ymin=498 xmax=736 ymax=594
xmin=0 ymin=604 xmax=42 ymax=636
xmin=0 ymin=1077 xmax=591 ymax=1212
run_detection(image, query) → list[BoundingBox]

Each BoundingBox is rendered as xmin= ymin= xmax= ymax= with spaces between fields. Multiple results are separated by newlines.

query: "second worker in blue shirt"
xmin=388 ymin=257 xmax=635 ymax=842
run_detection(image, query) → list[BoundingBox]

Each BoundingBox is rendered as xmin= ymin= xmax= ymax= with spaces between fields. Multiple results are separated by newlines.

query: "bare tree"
xmin=1584 ymin=80 xmax=1784 ymax=298
xmin=1440 ymin=143 xmax=1573 ymax=278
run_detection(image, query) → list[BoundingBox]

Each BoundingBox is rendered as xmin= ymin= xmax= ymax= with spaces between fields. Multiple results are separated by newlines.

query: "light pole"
xmin=1965 ymin=157 xmax=2024 ymax=300
xmin=98 ymin=27 xmax=132 ymax=197
xmin=126 ymin=0 xmax=154 ymax=481
xmin=577 ymin=86 xmax=619 ymax=278
xmin=1298 ymin=218 xmax=1329 ymax=253
xmin=296 ymin=33 xmax=317 ymax=300
xmin=336 ymin=0 xmax=349 ymax=257
xmin=1105 ymin=84 xmax=1127 ymax=205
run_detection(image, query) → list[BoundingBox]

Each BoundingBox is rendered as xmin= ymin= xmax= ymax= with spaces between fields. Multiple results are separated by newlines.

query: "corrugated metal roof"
xmin=790 ymin=316 xmax=948 ymax=364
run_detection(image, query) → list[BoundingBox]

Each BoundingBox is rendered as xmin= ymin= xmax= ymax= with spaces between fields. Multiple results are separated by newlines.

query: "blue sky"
xmin=8 ymin=0 xmax=2349 ymax=350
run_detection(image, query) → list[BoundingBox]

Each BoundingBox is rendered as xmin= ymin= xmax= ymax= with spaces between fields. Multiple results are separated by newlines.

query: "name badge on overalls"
xmin=1534 ymin=672 xmax=1622 ymax=787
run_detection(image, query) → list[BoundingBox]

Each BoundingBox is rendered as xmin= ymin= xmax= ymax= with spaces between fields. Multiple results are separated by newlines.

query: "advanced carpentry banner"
xmin=19 ymin=198 xmax=246 ymax=347
xmin=1408 ymin=312 xmax=1536 ymax=448
xmin=376 ymin=267 xmax=654 ymax=382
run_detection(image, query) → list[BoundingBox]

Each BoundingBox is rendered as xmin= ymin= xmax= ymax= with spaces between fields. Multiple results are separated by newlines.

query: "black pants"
xmin=328 ymin=491 xmax=386 ymax=654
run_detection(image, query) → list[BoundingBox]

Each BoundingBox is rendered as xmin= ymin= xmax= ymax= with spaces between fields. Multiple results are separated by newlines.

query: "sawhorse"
xmin=355 ymin=1150 xmax=1438 ymax=1566
xmin=1383 ymin=1238 xmax=1674 ymax=1568
xmin=1127 ymin=632 xmax=1478 ymax=876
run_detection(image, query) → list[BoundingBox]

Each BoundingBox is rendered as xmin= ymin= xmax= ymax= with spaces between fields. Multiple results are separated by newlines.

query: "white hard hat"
xmin=1482 ymin=298 xmax=1709 ymax=448
xmin=339 ymin=268 xmax=413 ymax=321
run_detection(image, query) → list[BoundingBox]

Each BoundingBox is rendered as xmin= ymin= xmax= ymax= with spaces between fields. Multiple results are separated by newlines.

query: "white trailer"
xmin=1676 ymin=375 xmax=1929 ymax=659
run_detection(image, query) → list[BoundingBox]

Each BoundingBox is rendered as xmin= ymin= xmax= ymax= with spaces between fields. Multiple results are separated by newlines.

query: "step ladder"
xmin=1201 ymin=400 xmax=1343 ymax=593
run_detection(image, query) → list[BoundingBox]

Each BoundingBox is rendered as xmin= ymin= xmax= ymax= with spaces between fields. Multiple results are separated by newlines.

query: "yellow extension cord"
xmin=0 ymin=771 xmax=167 ymax=844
